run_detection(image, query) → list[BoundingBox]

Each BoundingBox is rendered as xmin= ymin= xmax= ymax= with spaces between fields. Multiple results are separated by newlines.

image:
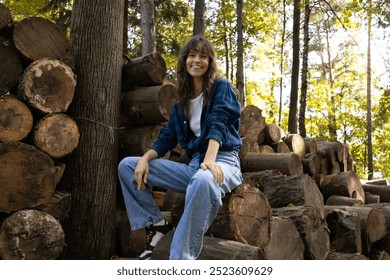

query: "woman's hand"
xmin=200 ymin=159 xmax=224 ymax=186
xmin=134 ymin=158 xmax=149 ymax=189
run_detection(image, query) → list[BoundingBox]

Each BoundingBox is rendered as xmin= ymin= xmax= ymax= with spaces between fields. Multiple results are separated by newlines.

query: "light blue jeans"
xmin=118 ymin=150 xmax=243 ymax=260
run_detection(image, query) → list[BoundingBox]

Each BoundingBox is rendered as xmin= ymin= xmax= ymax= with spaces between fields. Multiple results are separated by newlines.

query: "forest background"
xmin=1 ymin=0 xmax=389 ymax=259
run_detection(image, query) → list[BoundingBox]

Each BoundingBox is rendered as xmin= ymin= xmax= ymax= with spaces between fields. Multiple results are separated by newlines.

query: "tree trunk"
xmin=12 ymin=16 xmax=70 ymax=61
xmin=33 ymin=113 xmax=80 ymax=158
xmin=0 ymin=142 xmax=56 ymax=212
xmin=0 ymin=95 xmax=33 ymax=142
xmin=0 ymin=209 xmax=65 ymax=260
xmin=241 ymin=152 xmax=303 ymax=175
xmin=140 ymin=0 xmax=156 ymax=55
xmin=18 ymin=59 xmax=76 ymax=114
xmin=193 ymin=0 xmax=205 ymax=36
xmin=122 ymin=52 xmax=166 ymax=90
xmin=236 ymin=0 xmax=245 ymax=106
xmin=0 ymin=42 xmax=22 ymax=96
xmin=272 ymin=205 xmax=330 ymax=260
xmin=59 ymin=0 xmax=123 ymax=259
xmin=121 ymin=83 xmax=176 ymax=125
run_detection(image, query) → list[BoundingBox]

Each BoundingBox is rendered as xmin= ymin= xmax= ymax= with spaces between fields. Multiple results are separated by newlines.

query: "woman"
xmin=118 ymin=35 xmax=243 ymax=260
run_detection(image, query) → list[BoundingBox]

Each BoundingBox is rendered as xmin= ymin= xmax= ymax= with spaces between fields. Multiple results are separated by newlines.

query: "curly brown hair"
xmin=176 ymin=35 xmax=222 ymax=117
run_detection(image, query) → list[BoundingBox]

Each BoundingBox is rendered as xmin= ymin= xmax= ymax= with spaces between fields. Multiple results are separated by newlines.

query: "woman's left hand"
xmin=200 ymin=159 xmax=224 ymax=185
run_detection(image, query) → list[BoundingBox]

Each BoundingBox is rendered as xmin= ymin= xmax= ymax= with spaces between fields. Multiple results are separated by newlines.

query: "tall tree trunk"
xmin=140 ymin=0 xmax=156 ymax=55
xmin=278 ymin=0 xmax=287 ymax=126
xmin=288 ymin=0 xmax=301 ymax=134
xmin=193 ymin=0 xmax=205 ymax=35
xmin=123 ymin=0 xmax=129 ymax=54
xmin=366 ymin=0 xmax=373 ymax=179
xmin=222 ymin=0 xmax=229 ymax=77
xmin=299 ymin=0 xmax=310 ymax=138
xmin=236 ymin=0 xmax=245 ymax=107
xmin=60 ymin=0 xmax=123 ymax=259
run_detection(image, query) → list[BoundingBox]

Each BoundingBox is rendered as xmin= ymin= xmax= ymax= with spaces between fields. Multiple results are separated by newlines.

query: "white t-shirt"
xmin=189 ymin=93 xmax=203 ymax=137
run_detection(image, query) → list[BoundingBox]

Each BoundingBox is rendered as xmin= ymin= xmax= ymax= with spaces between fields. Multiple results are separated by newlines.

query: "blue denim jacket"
xmin=150 ymin=78 xmax=242 ymax=160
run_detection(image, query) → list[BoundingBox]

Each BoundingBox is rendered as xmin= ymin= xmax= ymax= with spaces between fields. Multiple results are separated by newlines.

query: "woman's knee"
xmin=118 ymin=156 xmax=139 ymax=175
xmin=188 ymin=171 xmax=221 ymax=202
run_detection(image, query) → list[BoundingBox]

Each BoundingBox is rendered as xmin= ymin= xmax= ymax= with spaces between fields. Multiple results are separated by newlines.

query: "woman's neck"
xmin=193 ymin=77 xmax=203 ymax=98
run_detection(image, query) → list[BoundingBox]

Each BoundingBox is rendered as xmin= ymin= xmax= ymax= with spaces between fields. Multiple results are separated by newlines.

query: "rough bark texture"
xmin=12 ymin=16 xmax=70 ymax=61
xmin=0 ymin=3 xmax=12 ymax=33
xmin=0 ymin=42 xmax=22 ymax=95
xmin=121 ymin=83 xmax=176 ymax=125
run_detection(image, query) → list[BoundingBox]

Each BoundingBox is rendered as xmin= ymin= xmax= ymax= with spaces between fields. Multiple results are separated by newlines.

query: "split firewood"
xmin=0 ymin=95 xmax=33 ymax=142
xmin=18 ymin=59 xmax=76 ymax=114
xmin=0 ymin=209 xmax=65 ymax=260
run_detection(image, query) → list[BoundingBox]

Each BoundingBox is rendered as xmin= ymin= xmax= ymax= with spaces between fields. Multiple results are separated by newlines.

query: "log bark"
xmin=239 ymin=105 xmax=265 ymax=140
xmin=361 ymin=178 xmax=388 ymax=185
xmin=122 ymin=52 xmax=166 ymax=90
xmin=303 ymin=138 xmax=317 ymax=154
xmin=18 ymin=59 xmax=76 ymax=114
xmin=0 ymin=209 xmax=65 ymax=259
xmin=0 ymin=95 xmax=33 ymax=142
xmin=283 ymin=133 xmax=305 ymax=159
xmin=324 ymin=205 xmax=387 ymax=255
xmin=151 ymin=230 xmax=261 ymax=260
xmin=121 ymin=83 xmax=176 ymax=125
xmin=259 ymin=216 xmax=305 ymax=260
xmin=364 ymin=193 xmax=380 ymax=204
xmin=242 ymin=169 xmax=283 ymax=192
xmin=239 ymin=136 xmax=260 ymax=159
xmin=272 ymin=205 xmax=330 ymax=260
xmin=325 ymin=195 xmax=362 ymax=206
xmin=326 ymin=251 xmax=368 ymax=260
xmin=119 ymin=124 xmax=164 ymax=157
xmin=261 ymin=174 xmax=324 ymax=212
xmin=324 ymin=208 xmax=362 ymax=253
xmin=302 ymin=153 xmax=321 ymax=176
xmin=241 ymin=152 xmax=303 ymax=175
xmin=12 ymin=16 xmax=70 ymax=61
xmin=0 ymin=142 xmax=56 ymax=212
xmin=361 ymin=184 xmax=390 ymax=202
xmin=262 ymin=123 xmax=281 ymax=145
xmin=0 ymin=42 xmax=22 ymax=95
xmin=320 ymin=171 xmax=365 ymax=204
xmin=208 ymin=184 xmax=272 ymax=248
xmin=0 ymin=3 xmax=12 ymax=33
xmin=33 ymin=113 xmax=80 ymax=158
xmin=32 ymin=191 xmax=71 ymax=221
xmin=316 ymin=141 xmax=336 ymax=165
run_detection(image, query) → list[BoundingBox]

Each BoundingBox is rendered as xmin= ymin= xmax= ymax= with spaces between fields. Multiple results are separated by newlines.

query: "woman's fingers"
xmin=200 ymin=161 xmax=224 ymax=185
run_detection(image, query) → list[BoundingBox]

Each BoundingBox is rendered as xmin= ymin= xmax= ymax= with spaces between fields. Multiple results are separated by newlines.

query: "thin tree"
xmin=60 ymin=0 xmax=123 ymax=259
xmin=193 ymin=0 xmax=205 ymax=35
xmin=236 ymin=0 xmax=245 ymax=106
xmin=141 ymin=0 xmax=156 ymax=55
xmin=288 ymin=0 xmax=301 ymax=134
xmin=278 ymin=0 xmax=287 ymax=126
xmin=299 ymin=0 xmax=311 ymax=138
xmin=366 ymin=0 xmax=373 ymax=179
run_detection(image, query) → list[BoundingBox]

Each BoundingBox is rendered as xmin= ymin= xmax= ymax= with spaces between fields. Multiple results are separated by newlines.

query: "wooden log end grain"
xmin=0 ymin=209 xmax=65 ymax=259
xmin=0 ymin=95 xmax=33 ymax=142
xmin=262 ymin=123 xmax=281 ymax=145
xmin=283 ymin=133 xmax=306 ymax=159
xmin=0 ymin=142 xmax=56 ymax=212
xmin=12 ymin=16 xmax=70 ymax=61
xmin=0 ymin=42 xmax=22 ymax=95
xmin=33 ymin=113 xmax=80 ymax=158
xmin=19 ymin=59 xmax=76 ymax=114
xmin=239 ymin=104 xmax=265 ymax=140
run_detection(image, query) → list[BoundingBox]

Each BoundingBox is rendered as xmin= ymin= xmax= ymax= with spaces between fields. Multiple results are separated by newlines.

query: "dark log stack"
xmin=0 ymin=6 xmax=75 ymax=260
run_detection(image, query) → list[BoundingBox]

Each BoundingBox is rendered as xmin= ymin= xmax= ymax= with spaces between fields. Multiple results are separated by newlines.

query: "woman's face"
xmin=186 ymin=49 xmax=209 ymax=79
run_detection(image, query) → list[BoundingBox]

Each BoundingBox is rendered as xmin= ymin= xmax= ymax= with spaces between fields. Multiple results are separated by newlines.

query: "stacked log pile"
xmin=0 ymin=5 xmax=75 ymax=260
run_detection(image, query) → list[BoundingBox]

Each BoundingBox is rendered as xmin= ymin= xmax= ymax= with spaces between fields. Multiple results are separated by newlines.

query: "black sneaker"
xmin=139 ymin=219 xmax=173 ymax=260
